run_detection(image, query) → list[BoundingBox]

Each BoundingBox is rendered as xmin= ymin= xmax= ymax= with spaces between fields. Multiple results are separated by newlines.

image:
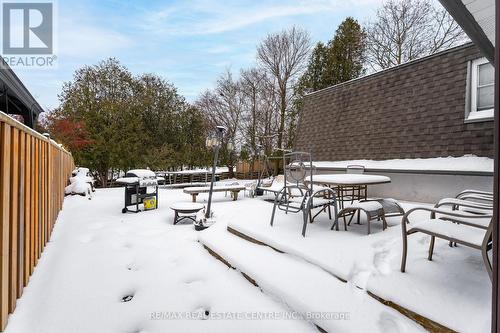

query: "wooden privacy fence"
xmin=0 ymin=112 xmax=74 ymax=331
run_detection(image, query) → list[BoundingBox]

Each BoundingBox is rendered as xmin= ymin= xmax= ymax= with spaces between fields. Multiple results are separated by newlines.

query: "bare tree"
xmin=196 ymin=70 xmax=243 ymax=177
xmin=366 ymin=0 xmax=467 ymax=70
xmin=257 ymin=26 xmax=311 ymax=149
xmin=240 ymin=68 xmax=279 ymax=155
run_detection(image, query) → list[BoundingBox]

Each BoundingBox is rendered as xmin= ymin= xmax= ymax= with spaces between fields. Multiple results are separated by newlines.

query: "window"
xmin=466 ymin=58 xmax=494 ymax=122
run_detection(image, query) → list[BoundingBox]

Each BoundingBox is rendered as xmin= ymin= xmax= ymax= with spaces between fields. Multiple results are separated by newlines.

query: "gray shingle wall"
xmin=295 ymin=43 xmax=494 ymax=160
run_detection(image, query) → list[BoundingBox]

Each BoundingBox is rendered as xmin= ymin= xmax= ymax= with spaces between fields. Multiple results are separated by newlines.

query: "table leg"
xmin=232 ymin=191 xmax=238 ymax=201
xmin=192 ymin=194 xmax=197 ymax=202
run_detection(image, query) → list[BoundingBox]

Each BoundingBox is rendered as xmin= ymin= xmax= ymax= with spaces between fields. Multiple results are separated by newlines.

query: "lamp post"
xmin=205 ymin=125 xmax=227 ymax=219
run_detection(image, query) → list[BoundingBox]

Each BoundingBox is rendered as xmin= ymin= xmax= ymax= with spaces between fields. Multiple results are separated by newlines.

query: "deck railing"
xmin=0 ymin=112 xmax=74 ymax=330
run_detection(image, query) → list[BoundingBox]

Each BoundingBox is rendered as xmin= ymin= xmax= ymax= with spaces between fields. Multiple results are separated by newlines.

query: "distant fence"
xmin=0 ymin=112 xmax=74 ymax=331
xmin=235 ymin=160 xmax=282 ymax=179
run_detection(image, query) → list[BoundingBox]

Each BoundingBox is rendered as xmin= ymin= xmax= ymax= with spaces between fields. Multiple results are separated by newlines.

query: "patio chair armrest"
xmin=402 ymin=207 xmax=493 ymax=228
xmin=434 ymin=198 xmax=492 ymax=211
xmin=458 ymin=194 xmax=494 ymax=203
xmin=456 ymin=189 xmax=493 ymax=199
xmin=311 ymin=187 xmax=336 ymax=199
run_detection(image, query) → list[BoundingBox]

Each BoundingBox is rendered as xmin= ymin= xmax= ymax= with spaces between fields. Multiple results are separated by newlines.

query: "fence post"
xmin=0 ymin=123 xmax=11 ymax=330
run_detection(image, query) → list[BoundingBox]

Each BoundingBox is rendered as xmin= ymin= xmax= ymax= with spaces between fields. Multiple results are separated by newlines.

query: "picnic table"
xmin=305 ymin=173 xmax=391 ymax=209
xmin=183 ymin=185 xmax=246 ymax=202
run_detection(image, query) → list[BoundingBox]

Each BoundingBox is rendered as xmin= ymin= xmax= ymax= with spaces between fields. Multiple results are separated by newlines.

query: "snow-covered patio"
xmin=4 ymin=186 xmax=490 ymax=333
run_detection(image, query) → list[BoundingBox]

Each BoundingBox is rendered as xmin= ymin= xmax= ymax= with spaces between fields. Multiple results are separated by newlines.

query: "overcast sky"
xmin=14 ymin=0 xmax=381 ymax=110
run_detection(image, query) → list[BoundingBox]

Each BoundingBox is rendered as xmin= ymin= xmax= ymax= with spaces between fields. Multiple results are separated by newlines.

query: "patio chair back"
xmin=283 ymin=151 xmax=313 ymax=196
xmin=270 ymin=151 xmax=338 ymax=236
xmin=346 ymin=165 xmax=365 ymax=174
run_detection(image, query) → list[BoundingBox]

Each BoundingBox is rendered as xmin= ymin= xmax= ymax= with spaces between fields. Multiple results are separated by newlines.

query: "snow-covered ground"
xmin=4 ymin=186 xmax=490 ymax=332
xmin=224 ymin=195 xmax=491 ymax=332
xmin=4 ymin=188 xmax=314 ymax=333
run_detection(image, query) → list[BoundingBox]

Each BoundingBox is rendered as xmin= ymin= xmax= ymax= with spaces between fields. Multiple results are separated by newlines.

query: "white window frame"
xmin=465 ymin=57 xmax=494 ymax=123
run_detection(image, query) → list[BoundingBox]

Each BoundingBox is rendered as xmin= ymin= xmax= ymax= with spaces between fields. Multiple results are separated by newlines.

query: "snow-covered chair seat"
xmin=337 ymin=201 xmax=387 ymax=234
xmin=401 ymin=207 xmax=493 ymax=282
xmin=356 ymin=197 xmax=405 ymax=218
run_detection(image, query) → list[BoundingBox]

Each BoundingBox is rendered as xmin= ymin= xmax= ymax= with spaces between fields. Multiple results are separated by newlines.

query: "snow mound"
xmin=66 ymin=167 xmax=94 ymax=198
xmin=313 ymin=155 xmax=493 ymax=172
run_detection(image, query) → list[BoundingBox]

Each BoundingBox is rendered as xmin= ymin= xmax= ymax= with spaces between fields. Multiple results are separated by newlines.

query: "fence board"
xmin=8 ymin=128 xmax=19 ymax=312
xmin=0 ymin=123 xmax=11 ymax=329
xmin=23 ymin=134 xmax=31 ymax=286
xmin=17 ymin=133 xmax=24 ymax=296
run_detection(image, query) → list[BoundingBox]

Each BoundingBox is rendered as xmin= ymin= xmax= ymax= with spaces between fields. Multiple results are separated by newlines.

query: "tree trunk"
xmin=98 ymin=169 xmax=108 ymax=188
xmin=228 ymin=165 xmax=234 ymax=179
xmin=277 ymin=92 xmax=287 ymax=149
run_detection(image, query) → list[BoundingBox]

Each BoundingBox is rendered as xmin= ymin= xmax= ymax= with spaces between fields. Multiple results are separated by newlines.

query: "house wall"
xmin=313 ymin=168 xmax=493 ymax=203
xmin=295 ymin=43 xmax=494 ymax=160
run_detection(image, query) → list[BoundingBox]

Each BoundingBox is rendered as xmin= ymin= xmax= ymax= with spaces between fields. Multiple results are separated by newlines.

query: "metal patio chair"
xmin=400 ymin=207 xmax=493 ymax=282
xmin=270 ymin=152 xmax=338 ymax=237
xmin=346 ymin=164 xmax=365 ymax=174
xmin=455 ymin=189 xmax=493 ymax=205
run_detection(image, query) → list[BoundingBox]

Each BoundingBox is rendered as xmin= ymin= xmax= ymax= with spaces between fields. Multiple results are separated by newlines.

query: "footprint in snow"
xmin=126 ymin=263 xmax=139 ymax=271
xmin=371 ymin=239 xmax=398 ymax=275
xmin=192 ymin=306 xmax=211 ymax=320
xmin=348 ymin=263 xmax=372 ymax=290
xmin=377 ymin=312 xmax=407 ymax=333
xmin=184 ymin=278 xmax=203 ymax=286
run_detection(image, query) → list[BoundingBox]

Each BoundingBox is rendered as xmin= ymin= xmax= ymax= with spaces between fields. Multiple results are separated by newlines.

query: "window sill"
xmin=464 ymin=110 xmax=494 ymax=123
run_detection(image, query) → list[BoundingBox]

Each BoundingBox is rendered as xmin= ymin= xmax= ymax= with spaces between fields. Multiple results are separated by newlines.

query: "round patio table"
xmin=305 ymin=173 xmax=391 ymax=209
xmin=305 ymin=173 xmax=392 ymax=230
xmin=170 ymin=202 xmax=205 ymax=225
xmin=308 ymin=174 xmax=391 ymax=186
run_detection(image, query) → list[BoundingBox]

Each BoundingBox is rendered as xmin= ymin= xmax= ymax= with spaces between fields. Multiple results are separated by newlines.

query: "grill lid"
xmin=126 ymin=169 xmax=156 ymax=178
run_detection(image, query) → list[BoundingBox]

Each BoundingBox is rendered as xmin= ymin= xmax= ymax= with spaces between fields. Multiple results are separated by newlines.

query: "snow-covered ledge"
xmin=311 ymin=155 xmax=493 ymax=203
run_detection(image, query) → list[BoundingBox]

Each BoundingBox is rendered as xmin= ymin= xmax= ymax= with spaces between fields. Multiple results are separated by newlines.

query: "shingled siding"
xmin=295 ymin=43 xmax=494 ymax=160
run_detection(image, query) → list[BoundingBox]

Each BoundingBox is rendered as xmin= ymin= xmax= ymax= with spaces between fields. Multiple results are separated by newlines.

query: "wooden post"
xmin=0 ymin=123 xmax=11 ymax=330
xmin=8 ymin=128 xmax=19 ymax=312
xmin=30 ymin=137 xmax=35 ymax=273
xmin=24 ymin=135 xmax=31 ymax=285
xmin=17 ymin=132 xmax=25 ymax=296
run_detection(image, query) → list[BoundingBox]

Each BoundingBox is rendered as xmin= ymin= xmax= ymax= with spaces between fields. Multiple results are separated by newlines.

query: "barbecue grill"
xmin=116 ymin=169 xmax=160 ymax=213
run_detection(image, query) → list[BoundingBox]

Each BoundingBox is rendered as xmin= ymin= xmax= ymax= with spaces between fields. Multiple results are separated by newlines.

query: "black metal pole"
xmin=205 ymin=139 xmax=220 ymax=219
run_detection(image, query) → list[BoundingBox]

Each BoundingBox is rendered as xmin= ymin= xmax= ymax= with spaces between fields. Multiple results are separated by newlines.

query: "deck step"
xmin=198 ymin=225 xmax=425 ymax=333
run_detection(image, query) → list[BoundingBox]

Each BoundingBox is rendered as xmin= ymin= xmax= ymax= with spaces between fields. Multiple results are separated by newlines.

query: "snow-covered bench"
xmin=183 ymin=185 xmax=246 ymax=202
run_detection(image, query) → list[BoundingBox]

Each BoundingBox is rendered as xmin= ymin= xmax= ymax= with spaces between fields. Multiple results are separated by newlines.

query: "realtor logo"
xmin=2 ymin=2 xmax=53 ymax=54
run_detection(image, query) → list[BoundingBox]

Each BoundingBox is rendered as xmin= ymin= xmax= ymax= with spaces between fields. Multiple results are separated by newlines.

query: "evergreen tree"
xmin=299 ymin=17 xmax=366 ymax=93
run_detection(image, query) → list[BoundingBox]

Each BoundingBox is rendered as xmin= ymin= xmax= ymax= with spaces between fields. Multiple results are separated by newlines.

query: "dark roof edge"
xmin=305 ymin=42 xmax=475 ymax=98
xmin=438 ymin=0 xmax=494 ymax=64
xmin=0 ymin=58 xmax=44 ymax=114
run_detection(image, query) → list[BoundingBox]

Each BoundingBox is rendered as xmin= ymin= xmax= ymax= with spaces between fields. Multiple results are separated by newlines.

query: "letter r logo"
xmin=2 ymin=2 xmax=53 ymax=54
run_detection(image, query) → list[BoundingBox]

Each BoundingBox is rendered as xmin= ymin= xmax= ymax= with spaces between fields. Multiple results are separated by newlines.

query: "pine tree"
xmin=299 ymin=17 xmax=366 ymax=93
